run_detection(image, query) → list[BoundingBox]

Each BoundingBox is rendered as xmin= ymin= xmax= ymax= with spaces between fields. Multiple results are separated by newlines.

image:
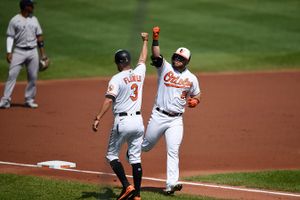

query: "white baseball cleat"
xmin=0 ymin=100 xmax=10 ymax=109
xmin=164 ymin=184 xmax=183 ymax=195
xmin=25 ymin=101 xmax=39 ymax=108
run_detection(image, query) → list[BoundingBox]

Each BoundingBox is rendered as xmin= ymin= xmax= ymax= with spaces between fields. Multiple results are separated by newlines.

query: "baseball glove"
xmin=39 ymin=57 xmax=50 ymax=72
xmin=187 ymin=97 xmax=199 ymax=108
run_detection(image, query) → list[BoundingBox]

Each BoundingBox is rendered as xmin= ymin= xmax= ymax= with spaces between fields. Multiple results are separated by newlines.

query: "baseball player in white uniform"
xmin=142 ymin=27 xmax=201 ymax=194
xmin=0 ymin=0 xmax=48 ymax=109
xmin=92 ymin=33 xmax=149 ymax=200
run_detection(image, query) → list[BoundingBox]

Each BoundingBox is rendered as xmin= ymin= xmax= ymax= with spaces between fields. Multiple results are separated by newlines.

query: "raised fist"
xmin=141 ymin=32 xmax=149 ymax=41
xmin=153 ymin=26 xmax=160 ymax=40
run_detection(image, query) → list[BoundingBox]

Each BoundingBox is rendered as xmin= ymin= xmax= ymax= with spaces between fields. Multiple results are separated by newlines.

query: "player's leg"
xmin=107 ymin=120 xmax=135 ymax=200
xmin=24 ymin=49 xmax=39 ymax=106
xmin=0 ymin=49 xmax=25 ymax=108
xmin=106 ymin=128 xmax=129 ymax=186
xmin=127 ymin=124 xmax=143 ymax=199
xmin=164 ymin=119 xmax=184 ymax=194
xmin=142 ymin=110 xmax=166 ymax=152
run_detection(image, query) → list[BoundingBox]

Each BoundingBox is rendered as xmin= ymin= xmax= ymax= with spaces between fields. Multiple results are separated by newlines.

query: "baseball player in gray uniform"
xmin=0 ymin=0 xmax=48 ymax=109
xmin=92 ymin=33 xmax=148 ymax=200
xmin=142 ymin=27 xmax=201 ymax=195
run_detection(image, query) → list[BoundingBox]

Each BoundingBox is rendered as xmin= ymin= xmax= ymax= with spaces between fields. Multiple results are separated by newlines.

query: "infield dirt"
xmin=1 ymin=71 xmax=300 ymax=200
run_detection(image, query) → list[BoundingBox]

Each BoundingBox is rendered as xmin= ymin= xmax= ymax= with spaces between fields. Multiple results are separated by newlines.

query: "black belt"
xmin=156 ymin=107 xmax=182 ymax=117
xmin=16 ymin=46 xmax=35 ymax=50
xmin=118 ymin=111 xmax=141 ymax=117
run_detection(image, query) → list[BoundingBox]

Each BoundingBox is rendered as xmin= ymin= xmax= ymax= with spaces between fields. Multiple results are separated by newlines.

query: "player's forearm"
xmin=152 ymin=45 xmax=160 ymax=58
xmin=138 ymin=40 xmax=148 ymax=64
xmin=95 ymin=98 xmax=113 ymax=120
xmin=37 ymin=35 xmax=47 ymax=58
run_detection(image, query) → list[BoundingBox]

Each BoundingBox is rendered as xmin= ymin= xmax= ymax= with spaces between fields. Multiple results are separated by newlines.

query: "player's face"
xmin=172 ymin=54 xmax=187 ymax=70
xmin=25 ymin=5 xmax=34 ymax=14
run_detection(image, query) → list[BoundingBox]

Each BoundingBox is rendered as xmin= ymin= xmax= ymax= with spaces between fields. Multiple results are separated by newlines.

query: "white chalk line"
xmin=0 ymin=161 xmax=300 ymax=198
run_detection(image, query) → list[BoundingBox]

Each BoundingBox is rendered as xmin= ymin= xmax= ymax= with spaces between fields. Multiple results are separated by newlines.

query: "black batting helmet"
xmin=115 ymin=49 xmax=131 ymax=66
xmin=20 ymin=0 xmax=34 ymax=10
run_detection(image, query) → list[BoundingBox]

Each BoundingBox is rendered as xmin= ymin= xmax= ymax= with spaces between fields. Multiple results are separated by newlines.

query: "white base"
xmin=37 ymin=160 xmax=76 ymax=169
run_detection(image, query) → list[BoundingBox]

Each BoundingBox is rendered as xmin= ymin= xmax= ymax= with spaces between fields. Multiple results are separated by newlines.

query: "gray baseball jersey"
xmin=7 ymin=14 xmax=42 ymax=48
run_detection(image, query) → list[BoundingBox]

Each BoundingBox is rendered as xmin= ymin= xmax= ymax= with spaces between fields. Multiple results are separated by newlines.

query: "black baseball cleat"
xmin=164 ymin=184 xmax=183 ymax=195
xmin=117 ymin=185 xmax=135 ymax=200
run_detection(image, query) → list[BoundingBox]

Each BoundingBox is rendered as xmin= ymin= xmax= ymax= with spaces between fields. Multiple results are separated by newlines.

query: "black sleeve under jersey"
xmin=151 ymin=55 xmax=163 ymax=68
xmin=105 ymin=94 xmax=116 ymax=102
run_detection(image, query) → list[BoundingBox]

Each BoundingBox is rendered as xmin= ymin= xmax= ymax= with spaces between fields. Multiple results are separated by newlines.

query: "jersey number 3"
xmin=130 ymin=83 xmax=138 ymax=101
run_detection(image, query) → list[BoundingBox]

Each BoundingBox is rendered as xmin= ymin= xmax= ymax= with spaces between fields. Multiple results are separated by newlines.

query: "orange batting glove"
xmin=187 ymin=97 xmax=200 ymax=108
xmin=153 ymin=26 xmax=160 ymax=40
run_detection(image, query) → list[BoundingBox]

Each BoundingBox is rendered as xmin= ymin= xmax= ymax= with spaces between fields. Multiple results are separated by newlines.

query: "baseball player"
xmin=92 ymin=32 xmax=149 ymax=200
xmin=141 ymin=27 xmax=201 ymax=194
xmin=0 ymin=0 xmax=48 ymax=109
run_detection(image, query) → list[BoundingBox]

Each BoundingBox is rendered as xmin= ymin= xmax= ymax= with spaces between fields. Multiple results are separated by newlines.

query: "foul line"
xmin=0 ymin=161 xmax=300 ymax=198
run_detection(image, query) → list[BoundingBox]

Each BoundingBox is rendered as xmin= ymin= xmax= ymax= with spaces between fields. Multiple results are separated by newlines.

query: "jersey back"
xmin=106 ymin=63 xmax=146 ymax=114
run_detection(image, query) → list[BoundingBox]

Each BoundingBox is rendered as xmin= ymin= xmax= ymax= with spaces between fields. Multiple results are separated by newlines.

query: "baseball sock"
xmin=110 ymin=159 xmax=130 ymax=188
xmin=132 ymin=163 xmax=142 ymax=196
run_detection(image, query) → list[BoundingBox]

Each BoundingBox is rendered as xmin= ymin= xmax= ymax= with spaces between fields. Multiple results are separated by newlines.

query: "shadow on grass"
xmin=78 ymin=187 xmax=116 ymax=199
xmin=79 ymin=186 xmax=170 ymax=199
xmin=142 ymin=186 xmax=170 ymax=196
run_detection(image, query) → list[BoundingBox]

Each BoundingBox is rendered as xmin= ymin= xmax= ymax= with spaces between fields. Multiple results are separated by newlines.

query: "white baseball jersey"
xmin=106 ymin=63 xmax=146 ymax=115
xmin=105 ymin=63 xmax=146 ymax=164
xmin=155 ymin=59 xmax=200 ymax=114
xmin=142 ymin=57 xmax=201 ymax=187
xmin=7 ymin=14 xmax=42 ymax=48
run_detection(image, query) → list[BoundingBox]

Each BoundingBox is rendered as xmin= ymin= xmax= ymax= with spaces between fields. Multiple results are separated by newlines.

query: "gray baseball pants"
xmin=1 ymin=47 xmax=39 ymax=103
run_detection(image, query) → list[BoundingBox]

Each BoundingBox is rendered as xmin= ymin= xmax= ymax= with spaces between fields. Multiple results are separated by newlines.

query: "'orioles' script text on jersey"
xmin=164 ymin=71 xmax=192 ymax=88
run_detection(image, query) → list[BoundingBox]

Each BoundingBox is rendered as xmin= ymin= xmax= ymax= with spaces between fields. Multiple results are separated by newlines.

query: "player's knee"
xmin=141 ymin=140 xmax=153 ymax=152
xmin=141 ymin=144 xmax=151 ymax=152
xmin=106 ymin=154 xmax=118 ymax=163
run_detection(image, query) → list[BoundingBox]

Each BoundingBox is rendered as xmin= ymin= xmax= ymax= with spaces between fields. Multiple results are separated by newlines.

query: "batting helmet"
xmin=172 ymin=47 xmax=191 ymax=63
xmin=115 ymin=49 xmax=131 ymax=66
xmin=20 ymin=0 xmax=34 ymax=10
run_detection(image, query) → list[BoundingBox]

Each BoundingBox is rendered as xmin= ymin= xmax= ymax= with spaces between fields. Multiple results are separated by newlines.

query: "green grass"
xmin=0 ymin=173 xmax=220 ymax=200
xmin=0 ymin=0 xmax=300 ymax=81
xmin=184 ymin=170 xmax=300 ymax=193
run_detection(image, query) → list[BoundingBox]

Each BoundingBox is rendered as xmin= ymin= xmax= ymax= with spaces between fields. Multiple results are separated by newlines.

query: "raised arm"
xmin=138 ymin=32 xmax=149 ymax=64
xmin=152 ymin=26 xmax=160 ymax=58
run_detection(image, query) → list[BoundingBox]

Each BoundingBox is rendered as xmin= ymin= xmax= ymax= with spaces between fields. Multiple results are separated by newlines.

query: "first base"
xmin=37 ymin=160 xmax=76 ymax=169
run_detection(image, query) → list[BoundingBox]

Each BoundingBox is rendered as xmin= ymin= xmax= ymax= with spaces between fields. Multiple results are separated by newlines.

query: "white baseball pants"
xmin=142 ymin=108 xmax=183 ymax=187
xmin=106 ymin=114 xmax=144 ymax=165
